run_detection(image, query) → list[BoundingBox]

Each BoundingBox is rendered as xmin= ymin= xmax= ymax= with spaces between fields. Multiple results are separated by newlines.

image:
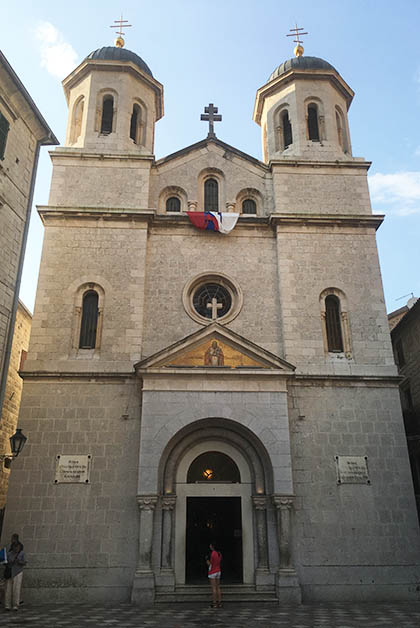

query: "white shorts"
xmin=208 ymin=572 xmax=221 ymax=579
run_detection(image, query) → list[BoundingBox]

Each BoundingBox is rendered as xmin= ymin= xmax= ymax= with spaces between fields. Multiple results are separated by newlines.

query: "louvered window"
xmin=79 ymin=291 xmax=99 ymax=349
xmin=0 ymin=113 xmax=10 ymax=159
xmin=242 ymin=199 xmax=256 ymax=214
xmin=204 ymin=178 xmax=218 ymax=211
xmin=282 ymin=110 xmax=293 ymax=148
xmin=308 ymin=105 xmax=320 ymax=141
xmin=101 ymin=97 xmax=114 ymax=134
xmin=325 ymin=295 xmax=343 ymax=351
xmin=166 ymin=197 xmax=181 ymax=212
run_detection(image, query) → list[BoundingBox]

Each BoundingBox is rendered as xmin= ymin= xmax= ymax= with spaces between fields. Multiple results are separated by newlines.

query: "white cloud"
xmin=35 ymin=21 xmax=78 ymax=79
xmin=368 ymin=172 xmax=420 ymax=216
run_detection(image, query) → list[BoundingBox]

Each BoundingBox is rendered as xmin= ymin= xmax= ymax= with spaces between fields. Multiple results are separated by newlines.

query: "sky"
xmin=2 ymin=0 xmax=420 ymax=314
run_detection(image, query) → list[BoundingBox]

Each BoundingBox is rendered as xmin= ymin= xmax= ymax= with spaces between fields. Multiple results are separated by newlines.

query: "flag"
xmin=187 ymin=212 xmax=239 ymax=234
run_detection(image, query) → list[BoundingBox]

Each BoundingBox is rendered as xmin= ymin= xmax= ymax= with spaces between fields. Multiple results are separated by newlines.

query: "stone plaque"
xmin=55 ymin=455 xmax=91 ymax=484
xmin=335 ymin=455 xmax=370 ymax=484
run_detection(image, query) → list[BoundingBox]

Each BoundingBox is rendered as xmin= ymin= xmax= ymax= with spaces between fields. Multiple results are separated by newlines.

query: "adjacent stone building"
xmin=389 ymin=298 xmax=420 ymax=520
xmin=0 ymin=50 xmax=57 ymax=442
xmin=0 ymin=300 xmax=31 ymax=530
xmin=3 ymin=42 xmax=420 ymax=605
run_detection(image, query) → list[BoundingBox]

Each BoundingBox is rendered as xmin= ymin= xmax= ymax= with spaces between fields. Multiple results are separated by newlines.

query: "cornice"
xmin=37 ymin=205 xmax=155 ymax=225
xmin=49 ymin=149 xmax=155 ymax=162
xmin=269 ymin=159 xmax=371 ymax=171
xmin=20 ymin=371 xmax=134 ymax=381
xmin=270 ymin=213 xmax=384 ymax=230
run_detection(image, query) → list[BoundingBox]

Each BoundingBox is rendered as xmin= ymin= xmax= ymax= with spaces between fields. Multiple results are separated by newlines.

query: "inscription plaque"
xmin=335 ymin=455 xmax=370 ymax=484
xmin=55 ymin=454 xmax=91 ymax=484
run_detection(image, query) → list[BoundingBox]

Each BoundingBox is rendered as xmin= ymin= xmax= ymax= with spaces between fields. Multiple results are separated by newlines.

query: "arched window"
xmin=242 ymin=199 xmax=256 ymax=214
xmin=130 ymin=104 xmax=140 ymax=143
xmin=325 ymin=295 xmax=344 ymax=352
xmin=307 ymin=104 xmax=320 ymax=141
xmin=204 ymin=178 xmax=218 ymax=211
xmin=187 ymin=451 xmax=240 ymax=483
xmin=101 ymin=96 xmax=114 ymax=134
xmin=79 ymin=291 xmax=99 ymax=349
xmin=281 ymin=110 xmax=293 ymax=148
xmin=71 ymin=97 xmax=84 ymax=144
xmin=166 ymin=196 xmax=181 ymax=212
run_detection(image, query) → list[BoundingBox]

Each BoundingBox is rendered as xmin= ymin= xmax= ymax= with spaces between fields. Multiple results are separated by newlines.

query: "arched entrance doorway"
xmin=159 ymin=418 xmax=274 ymax=587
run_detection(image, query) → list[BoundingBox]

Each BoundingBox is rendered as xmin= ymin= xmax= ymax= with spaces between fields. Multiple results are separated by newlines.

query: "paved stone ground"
xmin=1 ymin=602 xmax=420 ymax=628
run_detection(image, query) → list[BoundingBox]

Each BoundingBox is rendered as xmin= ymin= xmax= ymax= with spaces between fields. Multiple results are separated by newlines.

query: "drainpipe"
xmin=0 ymin=135 xmax=47 ymax=421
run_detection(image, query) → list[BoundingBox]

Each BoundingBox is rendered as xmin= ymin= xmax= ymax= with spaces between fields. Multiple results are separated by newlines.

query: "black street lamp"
xmin=0 ymin=428 xmax=27 ymax=465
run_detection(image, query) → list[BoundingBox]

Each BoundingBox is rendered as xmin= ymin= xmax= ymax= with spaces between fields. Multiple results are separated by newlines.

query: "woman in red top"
xmin=207 ymin=543 xmax=222 ymax=608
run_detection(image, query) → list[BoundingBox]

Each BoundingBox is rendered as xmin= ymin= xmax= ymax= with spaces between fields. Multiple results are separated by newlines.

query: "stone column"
xmin=161 ymin=495 xmax=177 ymax=569
xmin=131 ymin=495 xmax=158 ymax=605
xmin=272 ymin=495 xmax=301 ymax=603
xmin=252 ymin=495 xmax=268 ymax=569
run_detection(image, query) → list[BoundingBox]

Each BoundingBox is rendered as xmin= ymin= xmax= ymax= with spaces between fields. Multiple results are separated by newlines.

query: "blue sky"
xmin=2 ymin=0 xmax=420 ymax=313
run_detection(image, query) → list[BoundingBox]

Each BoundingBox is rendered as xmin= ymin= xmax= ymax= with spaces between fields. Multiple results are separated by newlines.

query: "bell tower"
xmin=253 ymin=27 xmax=354 ymax=163
xmin=62 ymin=26 xmax=163 ymax=156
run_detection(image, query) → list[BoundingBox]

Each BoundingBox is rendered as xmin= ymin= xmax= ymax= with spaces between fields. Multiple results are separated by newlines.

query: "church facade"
xmin=3 ymin=43 xmax=420 ymax=604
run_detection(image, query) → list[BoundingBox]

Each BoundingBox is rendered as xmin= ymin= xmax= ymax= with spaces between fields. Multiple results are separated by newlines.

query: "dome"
xmin=268 ymin=56 xmax=337 ymax=83
xmin=86 ymin=46 xmax=153 ymax=77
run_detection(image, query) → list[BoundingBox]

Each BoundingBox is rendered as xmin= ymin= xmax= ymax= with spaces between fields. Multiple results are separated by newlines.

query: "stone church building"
xmin=3 ymin=41 xmax=420 ymax=604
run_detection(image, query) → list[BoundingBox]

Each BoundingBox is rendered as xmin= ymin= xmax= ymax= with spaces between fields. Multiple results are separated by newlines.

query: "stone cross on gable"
xmin=200 ymin=103 xmax=222 ymax=138
xmin=207 ymin=297 xmax=223 ymax=320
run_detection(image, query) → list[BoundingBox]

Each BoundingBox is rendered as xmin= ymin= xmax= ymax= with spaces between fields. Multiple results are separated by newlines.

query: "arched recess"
xmin=319 ymin=287 xmax=352 ymax=358
xmin=129 ymin=98 xmax=147 ymax=146
xmin=73 ymin=282 xmax=105 ymax=351
xmin=159 ymin=417 xmax=274 ymax=498
xmin=335 ymin=105 xmax=349 ymax=154
xmin=274 ymin=104 xmax=293 ymax=152
xmin=305 ymin=97 xmax=325 ymax=142
xmin=158 ymin=418 xmax=274 ymax=585
xmin=95 ymin=88 xmax=118 ymax=134
xmin=235 ymin=187 xmax=263 ymax=216
xmin=198 ymin=168 xmax=225 ymax=212
xmin=158 ymin=185 xmax=188 ymax=214
xmin=70 ymin=96 xmax=84 ymax=145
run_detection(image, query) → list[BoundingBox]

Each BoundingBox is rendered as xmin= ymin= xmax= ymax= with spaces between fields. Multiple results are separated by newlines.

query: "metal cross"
xmin=286 ymin=23 xmax=308 ymax=45
xmin=207 ymin=298 xmax=223 ymax=320
xmin=110 ymin=15 xmax=132 ymax=38
xmin=200 ymin=104 xmax=222 ymax=138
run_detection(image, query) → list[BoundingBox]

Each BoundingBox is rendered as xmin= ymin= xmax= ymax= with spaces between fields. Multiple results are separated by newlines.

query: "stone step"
xmin=155 ymin=584 xmax=278 ymax=604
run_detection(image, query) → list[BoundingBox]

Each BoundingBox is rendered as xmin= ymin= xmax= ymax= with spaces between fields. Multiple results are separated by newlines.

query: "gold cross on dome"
xmin=286 ymin=23 xmax=308 ymax=57
xmin=110 ymin=15 xmax=132 ymax=48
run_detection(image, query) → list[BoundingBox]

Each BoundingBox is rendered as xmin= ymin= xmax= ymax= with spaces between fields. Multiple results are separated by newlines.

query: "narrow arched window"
xmin=307 ymin=105 xmax=320 ymax=141
xmin=166 ymin=197 xmax=181 ymax=212
xmin=282 ymin=110 xmax=293 ymax=148
xmin=204 ymin=178 xmax=218 ymax=212
xmin=325 ymin=295 xmax=343 ymax=352
xmin=79 ymin=291 xmax=99 ymax=349
xmin=336 ymin=108 xmax=348 ymax=153
xmin=101 ymin=96 xmax=114 ymax=134
xmin=130 ymin=104 xmax=139 ymax=143
xmin=242 ymin=199 xmax=256 ymax=214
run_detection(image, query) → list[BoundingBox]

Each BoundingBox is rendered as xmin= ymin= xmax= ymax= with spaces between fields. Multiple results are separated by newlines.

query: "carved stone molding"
xmin=161 ymin=495 xmax=177 ymax=510
xmin=272 ymin=495 xmax=294 ymax=510
xmin=137 ymin=495 xmax=158 ymax=511
xmin=252 ymin=495 xmax=268 ymax=510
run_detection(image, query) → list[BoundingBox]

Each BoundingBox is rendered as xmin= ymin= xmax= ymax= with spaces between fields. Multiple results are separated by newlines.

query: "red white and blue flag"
xmin=187 ymin=212 xmax=239 ymax=234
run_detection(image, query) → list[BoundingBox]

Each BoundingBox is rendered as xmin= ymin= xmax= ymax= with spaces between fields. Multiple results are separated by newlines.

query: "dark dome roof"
xmin=86 ymin=46 xmax=153 ymax=77
xmin=268 ymin=56 xmax=336 ymax=83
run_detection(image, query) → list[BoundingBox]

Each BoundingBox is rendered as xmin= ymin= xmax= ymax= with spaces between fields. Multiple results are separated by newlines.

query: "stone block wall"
xmin=0 ymin=301 xmax=31 ymax=510
xmin=289 ymin=381 xmax=420 ymax=600
xmin=1 ymin=378 xmax=140 ymax=603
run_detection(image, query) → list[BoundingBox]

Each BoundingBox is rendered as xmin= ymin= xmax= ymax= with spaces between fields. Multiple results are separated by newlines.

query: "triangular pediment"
xmin=135 ymin=323 xmax=295 ymax=373
xmin=154 ymin=137 xmax=268 ymax=173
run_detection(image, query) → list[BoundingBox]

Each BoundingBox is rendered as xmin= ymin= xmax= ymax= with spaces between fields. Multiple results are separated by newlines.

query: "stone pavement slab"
xmin=1 ymin=602 xmax=420 ymax=628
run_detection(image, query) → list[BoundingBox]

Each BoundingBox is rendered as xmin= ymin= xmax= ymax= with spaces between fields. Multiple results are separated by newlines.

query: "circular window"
xmin=183 ymin=272 xmax=243 ymax=325
xmin=193 ymin=283 xmax=232 ymax=319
